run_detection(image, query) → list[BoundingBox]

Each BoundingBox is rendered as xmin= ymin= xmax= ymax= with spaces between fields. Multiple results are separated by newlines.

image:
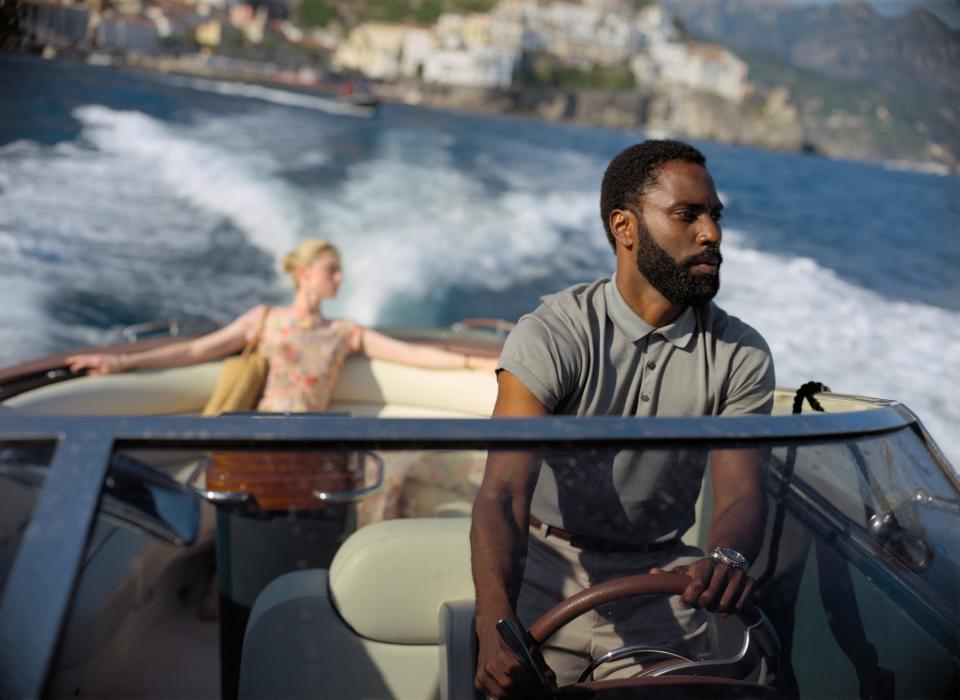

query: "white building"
xmin=96 ymin=14 xmax=159 ymax=52
xmin=629 ymin=49 xmax=658 ymax=86
xmin=634 ymin=3 xmax=678 ymax=42
xmin=490 ymin=0 xmax=643 ymax=68
xmin=435 ymin=12 xmax=491 ymax=48
xmin=332 ymin=23 xmax=408 ymax=80
xmin=422 ymin=45 xmax=518 ymax=88
xmin=400 ymin=26 xmax=437 ymax=78
xmin=333 ymin=23 xmax=443 ymax=81
xmin=644 ymin=40 xmax=749 ymax=103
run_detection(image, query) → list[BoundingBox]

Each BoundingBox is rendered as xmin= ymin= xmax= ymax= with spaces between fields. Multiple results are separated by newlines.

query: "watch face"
xmin=719 ymin=547 xmax=746 ymax=563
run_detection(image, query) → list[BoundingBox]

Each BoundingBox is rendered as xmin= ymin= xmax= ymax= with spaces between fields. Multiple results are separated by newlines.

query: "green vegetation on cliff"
xmin=299 ymin=0 xmax=496 ymax=28
xmin=517 ymin=52 xmax=635 ymax=91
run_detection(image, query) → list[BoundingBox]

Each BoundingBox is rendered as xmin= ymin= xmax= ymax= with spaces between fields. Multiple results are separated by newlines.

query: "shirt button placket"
xmin=640 ymin=340 xmax=658 ymax=407
xmin=635 ymin=338 xmax=652 ymax=414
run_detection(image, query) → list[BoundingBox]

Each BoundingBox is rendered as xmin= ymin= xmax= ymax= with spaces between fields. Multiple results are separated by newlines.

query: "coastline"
xmin=371 ymin=80 xmax=955 ymax=177
xmin=21 ymin=49 xmax=957 ymax=177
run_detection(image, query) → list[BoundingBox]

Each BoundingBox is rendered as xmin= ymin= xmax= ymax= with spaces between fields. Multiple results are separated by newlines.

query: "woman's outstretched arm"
xmin=359 ymin=327 xmax=498 ymax=372
xmin=66 ymin=306 xmax=265 ymax=376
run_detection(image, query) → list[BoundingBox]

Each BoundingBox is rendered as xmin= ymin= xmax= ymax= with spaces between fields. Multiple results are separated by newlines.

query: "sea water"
xmin=1 ymin=55 xmax=958 ymax=468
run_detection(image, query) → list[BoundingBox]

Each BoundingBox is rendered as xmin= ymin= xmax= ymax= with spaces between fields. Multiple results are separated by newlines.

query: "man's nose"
xmin=697 ymin=216 xmax=721 ymax=246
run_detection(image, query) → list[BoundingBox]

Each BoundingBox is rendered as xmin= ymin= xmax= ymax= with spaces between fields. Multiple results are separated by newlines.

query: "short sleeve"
xmin=345 ymin=321 xmax=366 ymax=353
xmin=234 ymin=305 xmax=270 ymax=344
xmin=497 ymin=313 xmax=580 ymax=411
xmin=719 ymin=330 xmax=776 ymax=416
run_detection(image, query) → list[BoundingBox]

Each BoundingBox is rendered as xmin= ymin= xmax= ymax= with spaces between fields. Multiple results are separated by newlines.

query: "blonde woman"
xmin=68 ymin=240 xmax=498 ymax=617
xmin=66 ymin=239 xmax=498 ymax=406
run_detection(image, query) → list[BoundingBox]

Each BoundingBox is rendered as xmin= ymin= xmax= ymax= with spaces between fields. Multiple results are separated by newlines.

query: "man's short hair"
xmin=600 ymin=140 xmax=706 ymax=249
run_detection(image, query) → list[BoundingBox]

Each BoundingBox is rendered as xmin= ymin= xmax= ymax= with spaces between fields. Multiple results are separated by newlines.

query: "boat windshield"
xmin=0 ymin=410 xmax=957 ymax=699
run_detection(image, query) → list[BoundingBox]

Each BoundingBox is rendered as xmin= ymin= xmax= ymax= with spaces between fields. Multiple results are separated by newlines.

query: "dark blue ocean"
xmin=1 ymin=54 xmax=958 ymax=464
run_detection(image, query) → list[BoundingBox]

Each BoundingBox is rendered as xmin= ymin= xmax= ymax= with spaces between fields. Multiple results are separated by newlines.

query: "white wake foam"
xmin=2 ymin=104 xmax=955 ymax=470
xmin=160 ymin=74 xmax=374 ymax=117
xmin=718 ymin=229 xmax=960 ymax=468
xmin=309 ymin=129 xmax=960 ymax=467
xmin=74 ymin=105 xmax=302 ymax=257
xmin=319 ymin=133 xmax=608 ymax=322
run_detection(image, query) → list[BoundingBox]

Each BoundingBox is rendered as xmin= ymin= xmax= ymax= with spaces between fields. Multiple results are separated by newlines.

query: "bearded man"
xmin=471 ymin=140 xmax=776 ymax=698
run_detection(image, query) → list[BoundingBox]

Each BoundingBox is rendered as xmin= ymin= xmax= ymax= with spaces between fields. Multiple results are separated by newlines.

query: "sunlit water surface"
xmin=2 ymin=55 xmax=958 ymax=468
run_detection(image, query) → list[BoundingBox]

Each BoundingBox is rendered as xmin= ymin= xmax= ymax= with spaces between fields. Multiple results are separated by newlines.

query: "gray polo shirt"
xmin=498 ymin=277 xmax=775 ymax=543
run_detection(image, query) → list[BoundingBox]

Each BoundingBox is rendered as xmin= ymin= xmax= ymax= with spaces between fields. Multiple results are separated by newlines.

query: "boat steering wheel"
xmin=525 ymin=573 xmax=781 ymax=698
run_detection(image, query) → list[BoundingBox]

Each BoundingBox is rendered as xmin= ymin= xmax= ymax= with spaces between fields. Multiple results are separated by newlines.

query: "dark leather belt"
xmin=529 ymin=515 xmax=681 ymax=553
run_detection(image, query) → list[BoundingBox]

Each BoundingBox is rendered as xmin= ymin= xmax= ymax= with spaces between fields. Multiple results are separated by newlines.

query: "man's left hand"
xmin=651 ymin=557 xmax=756 ymax=614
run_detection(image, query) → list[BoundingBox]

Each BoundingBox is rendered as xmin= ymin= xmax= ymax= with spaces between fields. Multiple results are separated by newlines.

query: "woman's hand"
xmin=65 ymin=353 xmax=128 ymax=376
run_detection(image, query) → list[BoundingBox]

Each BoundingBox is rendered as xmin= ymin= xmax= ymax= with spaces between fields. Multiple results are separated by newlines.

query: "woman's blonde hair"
xmin=282 ymin=239 xmax=340 ymax=288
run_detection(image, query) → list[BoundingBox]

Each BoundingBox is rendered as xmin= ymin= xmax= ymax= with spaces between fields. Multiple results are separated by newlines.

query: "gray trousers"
xmin=517 ymin=524 xmax=712 ymax=686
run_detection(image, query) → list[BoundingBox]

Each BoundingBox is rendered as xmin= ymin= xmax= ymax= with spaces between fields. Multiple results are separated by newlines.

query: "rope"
xmin=791 ymin=381 xmax=830 ymax=414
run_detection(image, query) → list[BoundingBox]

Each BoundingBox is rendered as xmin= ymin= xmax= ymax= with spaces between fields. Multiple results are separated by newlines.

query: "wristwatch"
xmin=710 ymin=546 xmax=750 ymax=572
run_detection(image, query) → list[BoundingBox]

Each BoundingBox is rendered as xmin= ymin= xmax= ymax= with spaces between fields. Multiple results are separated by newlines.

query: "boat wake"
xmin=152 ymin=73 xmax=375 ymax=118
xmin=0 ymin=102 xmax=956 ymax=469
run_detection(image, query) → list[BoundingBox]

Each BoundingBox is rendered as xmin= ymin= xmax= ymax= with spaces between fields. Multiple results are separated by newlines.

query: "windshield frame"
xmin=0 ymin=402 xmax=952 ymax=698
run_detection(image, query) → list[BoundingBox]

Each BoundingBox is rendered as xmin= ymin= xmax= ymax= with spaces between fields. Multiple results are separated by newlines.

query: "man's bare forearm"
xmin=471 ymin=479 xmax=531 ymax=625
xmin=706 ymin=492 xmax=767 ymax=564
xmin=707 ymin=447 xmax=769 ymax=563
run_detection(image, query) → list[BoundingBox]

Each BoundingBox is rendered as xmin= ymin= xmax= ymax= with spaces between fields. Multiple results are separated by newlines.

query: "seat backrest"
xmin=3 ymin=356 xmax=497 ymax=417
xmin=328 ymin=357 xmax=496 ymax=417
xmin=329 ymin=518 xmax=474 ymax=645
xmin=2 ymin=362 xmax=222 ymax=415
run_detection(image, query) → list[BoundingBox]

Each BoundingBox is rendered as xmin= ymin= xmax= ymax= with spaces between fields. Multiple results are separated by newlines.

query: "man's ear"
xmin=609 ymin=208 xmax=637 ymax=250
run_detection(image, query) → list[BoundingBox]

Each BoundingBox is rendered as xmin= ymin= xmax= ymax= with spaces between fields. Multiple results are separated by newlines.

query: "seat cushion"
xmin=241 ymin=569 xmax=441 ymax=700
xmin=329 ymin=518 xmax=474 ymax=644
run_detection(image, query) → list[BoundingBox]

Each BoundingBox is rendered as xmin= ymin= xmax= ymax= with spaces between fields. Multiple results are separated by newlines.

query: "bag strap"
xmin=241 ymin=306 xmax=270 ymax=359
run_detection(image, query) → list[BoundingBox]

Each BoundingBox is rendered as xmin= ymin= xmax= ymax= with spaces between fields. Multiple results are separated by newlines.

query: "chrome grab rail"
xmin=186 ymin=458 xmax=254 ymax=506
xmin=450 ymin=317 xmax=515 ymax=338
xmin=914 ymin=489 xmax=960 ymax=514
xmin=185 ymin=450 xmax=384 ymax=511
xmin=315 ymin=451 xmax=384 ymax=503
xmin=120 ymin=318 xmax=220 ymax=343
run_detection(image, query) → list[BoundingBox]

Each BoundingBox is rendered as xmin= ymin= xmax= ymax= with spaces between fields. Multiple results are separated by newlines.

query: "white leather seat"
xmin=239 ymin=518 xmax=478 ymax=700
xmin=2 ymin=355 xmax=497 ymax=417
xmin=3 ymin=357 xmax=494 ymax=698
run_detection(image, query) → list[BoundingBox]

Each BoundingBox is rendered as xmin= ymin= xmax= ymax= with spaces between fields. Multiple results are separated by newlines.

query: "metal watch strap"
xmin=709 ymin=546 xmax=750 ymax=571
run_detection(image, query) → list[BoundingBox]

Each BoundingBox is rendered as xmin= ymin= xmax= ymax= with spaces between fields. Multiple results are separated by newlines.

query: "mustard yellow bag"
xmin=202 ymin=308 xmax=270 ymax=416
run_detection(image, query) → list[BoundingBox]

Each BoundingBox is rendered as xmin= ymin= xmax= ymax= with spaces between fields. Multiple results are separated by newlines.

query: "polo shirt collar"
xmin=604 ymin=276 xmax=697 ymax=349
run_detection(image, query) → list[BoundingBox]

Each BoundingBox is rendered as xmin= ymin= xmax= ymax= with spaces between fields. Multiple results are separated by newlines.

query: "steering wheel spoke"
xmin=526 ymin=573 xmax=780 ymax=693
xmin=577 ymin=644 xmax=698 ymax=683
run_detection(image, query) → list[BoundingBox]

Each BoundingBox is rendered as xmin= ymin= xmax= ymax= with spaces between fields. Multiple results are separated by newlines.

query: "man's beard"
xmin=635 ymin=219 xmax=722 ymax=307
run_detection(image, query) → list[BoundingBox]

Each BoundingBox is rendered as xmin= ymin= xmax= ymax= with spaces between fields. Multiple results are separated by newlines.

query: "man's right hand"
xmin=474 ymin=615 xmax=558 ymax=699
xmin=472 ymin=372 xmax=554 ymax=698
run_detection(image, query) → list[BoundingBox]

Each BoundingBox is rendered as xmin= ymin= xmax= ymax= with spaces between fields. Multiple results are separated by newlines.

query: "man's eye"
xmin=677 ymin=210 xmax=697 ymax=221
xmin=711 ymin=212 xmax=723 ymax=222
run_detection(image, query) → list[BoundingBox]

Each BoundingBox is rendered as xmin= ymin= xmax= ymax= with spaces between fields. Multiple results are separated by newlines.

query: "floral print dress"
xmin=239 ymin=305 xmax=363 ymax=412
xmin=233 ymin=305 xmax=480 ymax=524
